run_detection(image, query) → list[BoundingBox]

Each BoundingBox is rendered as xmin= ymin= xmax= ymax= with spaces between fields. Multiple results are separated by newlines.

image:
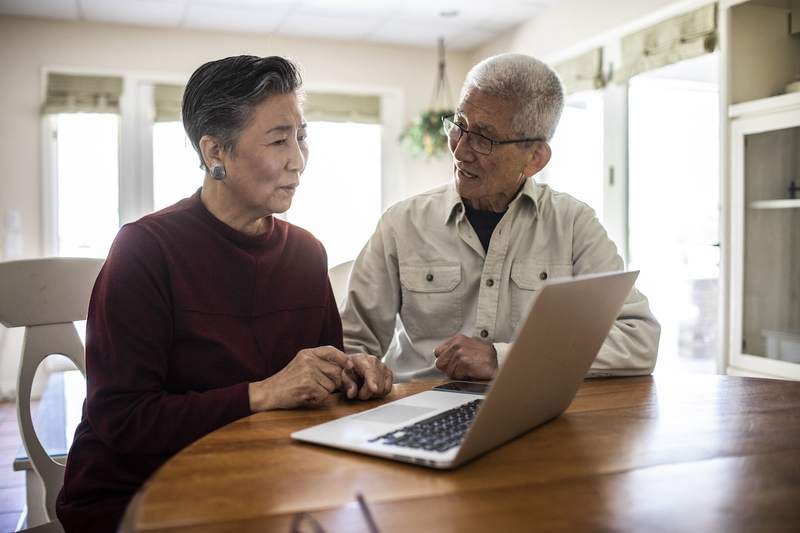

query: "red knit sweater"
xmin=56 ymin=191 xmax=343 ymax=532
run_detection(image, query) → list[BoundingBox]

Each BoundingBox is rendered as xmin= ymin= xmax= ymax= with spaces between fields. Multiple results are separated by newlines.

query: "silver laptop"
xmin=292 ymin=270 xmax=639 ymax=469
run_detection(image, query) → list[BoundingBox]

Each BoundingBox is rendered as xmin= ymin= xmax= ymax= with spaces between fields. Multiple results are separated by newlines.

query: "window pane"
xmin=628 ymin=55 xmax=719 ymax=375
xmin=153 ymin=121 xmax=205 ymax=210
xmin=56 ymin=113 xmax=119 ymax=258
xmin=540 ymin=90 xmax=604 ymax=219
xmin=285 ymin=121 xmax=382 ymax=268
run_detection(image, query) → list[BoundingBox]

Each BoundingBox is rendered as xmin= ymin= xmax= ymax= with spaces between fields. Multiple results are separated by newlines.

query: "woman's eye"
xmin=272 ymin=139 xmax=287 ymax=146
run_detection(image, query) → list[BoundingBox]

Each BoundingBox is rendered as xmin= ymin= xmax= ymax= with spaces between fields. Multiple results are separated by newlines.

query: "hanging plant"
xmin=400 ymin=108 xmax=453 ymax=158
xmin=400 ymin=37 xmax=454 ymax=159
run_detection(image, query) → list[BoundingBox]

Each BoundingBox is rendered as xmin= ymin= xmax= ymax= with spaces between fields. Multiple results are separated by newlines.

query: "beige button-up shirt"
xmin=341 ymin=178 xmax=660 ymax=382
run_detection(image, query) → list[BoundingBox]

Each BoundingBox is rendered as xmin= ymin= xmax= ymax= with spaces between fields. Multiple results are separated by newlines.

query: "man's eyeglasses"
xmin=442 ymin=115 xmax=544 ymax=156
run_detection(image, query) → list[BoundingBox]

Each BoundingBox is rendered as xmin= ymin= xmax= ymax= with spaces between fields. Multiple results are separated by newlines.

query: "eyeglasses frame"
xmin=441 ymin=114 xmax=545 ymax=155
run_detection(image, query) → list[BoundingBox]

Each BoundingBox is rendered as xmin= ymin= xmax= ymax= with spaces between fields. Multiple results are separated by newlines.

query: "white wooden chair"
xmin=0 ymin=258 xmax=104 ymax=532
xmin=328 ymin=260 xmax=354 ymax=309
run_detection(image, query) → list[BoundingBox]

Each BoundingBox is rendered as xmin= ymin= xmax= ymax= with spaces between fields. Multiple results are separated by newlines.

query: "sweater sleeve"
xmin=317 ymin=241 xmax=344 ymax=351
xmin=85 ymin=224 xmax=251 ymax=456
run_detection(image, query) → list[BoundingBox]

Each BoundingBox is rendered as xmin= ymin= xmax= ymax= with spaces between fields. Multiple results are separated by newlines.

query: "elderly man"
xmin=341 ymin=53 xmax=660 ymax=382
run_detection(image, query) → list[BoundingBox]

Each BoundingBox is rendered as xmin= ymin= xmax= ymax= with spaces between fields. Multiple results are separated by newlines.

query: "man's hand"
xmin=249 ymin=346 xmax=353 ymax=411
xmin=434 ymin=334 xmax=498 ymax=380
xmin=341 ymin=353 xmax=393 ymax=400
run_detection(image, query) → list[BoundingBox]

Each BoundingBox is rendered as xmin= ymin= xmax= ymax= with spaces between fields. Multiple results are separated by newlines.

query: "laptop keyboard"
xmin=369 ymin=399 xmax=483 ymax=453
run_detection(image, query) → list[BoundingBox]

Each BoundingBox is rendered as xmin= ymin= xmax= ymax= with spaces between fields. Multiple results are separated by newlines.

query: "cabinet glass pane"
xmin=742 ymin=125 xmax=800 ymax=363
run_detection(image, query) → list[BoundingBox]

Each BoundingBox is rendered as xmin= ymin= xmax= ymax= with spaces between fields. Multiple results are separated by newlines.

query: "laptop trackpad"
xmin=353 ymin=404 xmax=436 ymax=424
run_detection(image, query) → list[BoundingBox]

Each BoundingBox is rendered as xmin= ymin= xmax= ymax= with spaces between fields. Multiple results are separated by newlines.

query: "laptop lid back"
xmin=453 ymin=270 xmax=639 ymax=465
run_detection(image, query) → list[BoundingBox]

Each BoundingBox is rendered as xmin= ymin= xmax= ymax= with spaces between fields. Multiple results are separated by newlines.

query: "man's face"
xmin=449 ymin=88 xmax=540 ymax=212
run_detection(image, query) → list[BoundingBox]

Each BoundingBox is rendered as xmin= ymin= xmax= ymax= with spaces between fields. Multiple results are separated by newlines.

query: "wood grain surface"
xmin=123 ymin=375 xmax=800 ymax=532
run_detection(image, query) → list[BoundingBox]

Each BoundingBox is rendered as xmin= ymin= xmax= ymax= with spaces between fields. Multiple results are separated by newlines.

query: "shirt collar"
xmin=443 ymin=177 xmax=540 ymax=225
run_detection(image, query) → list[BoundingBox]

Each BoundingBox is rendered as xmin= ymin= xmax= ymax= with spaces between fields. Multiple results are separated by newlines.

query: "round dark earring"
xmin=211 ymin=165 xmax=226 ymax=180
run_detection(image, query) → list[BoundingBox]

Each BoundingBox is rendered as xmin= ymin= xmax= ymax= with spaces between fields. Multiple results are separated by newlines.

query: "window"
xmin=152 ymin=121 xmax=204 ymax=210
xmin=44 ymin=74 xmax=386 ymax=270
xmin=53 ymin=113 xmax=119 ymax=258
xmin=540 ymin=90 xmax=604 ymax=219
xmin=627 ymin=54 xmax=720 ymax=374
xmin=285 ymin=121 xmax=382 ymax=268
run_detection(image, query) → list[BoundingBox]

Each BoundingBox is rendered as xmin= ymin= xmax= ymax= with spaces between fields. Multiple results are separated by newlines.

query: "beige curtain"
xmin=554 ymin=48 xmax=605 ymax=95
xmin=303 ymin=92 xmax=381 ymax=124
xmin=153 ymin=84 xmax=184 ymax=123
xmin=792 ymin=0 xmax=799 ymax=34
xmin=42 ymin=73 xmax=123 ymax=114
xmin=154 ymin=89 xmax=380 ymax=124
xmin=613 ymin=3 xmax=718 ymax=83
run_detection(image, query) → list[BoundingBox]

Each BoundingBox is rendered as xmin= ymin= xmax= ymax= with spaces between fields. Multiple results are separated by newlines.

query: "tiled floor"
xmin=0 ymin=401 xmax=24 ymax=532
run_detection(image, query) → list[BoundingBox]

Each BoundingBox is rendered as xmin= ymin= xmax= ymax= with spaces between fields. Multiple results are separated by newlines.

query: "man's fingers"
xmin=436 ymin=348 xmax=455 ymax=371
xmin=445 ymin=351 xmax=463 ymax=378
xmin=382 ymin=367 xmax=393 ymax=395
xmin=434 ymin=336 xmax=459 ymax=359
xmin=449 ymin=360 xmax=466 ymax=380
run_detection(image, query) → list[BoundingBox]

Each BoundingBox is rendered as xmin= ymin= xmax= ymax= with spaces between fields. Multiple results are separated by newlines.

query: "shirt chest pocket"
xmin=399 ymin=263 xmax=463 ymax=340
xmin=510 ymin=261 xmax=573 ymax=332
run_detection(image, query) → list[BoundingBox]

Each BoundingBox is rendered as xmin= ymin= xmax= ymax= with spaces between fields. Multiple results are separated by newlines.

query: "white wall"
xmin=0 ymin=15 xmax=472 ymax=261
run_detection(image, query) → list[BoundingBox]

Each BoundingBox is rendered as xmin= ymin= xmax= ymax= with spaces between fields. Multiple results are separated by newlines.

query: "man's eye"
xmin=272 ymin=139 xmax=287 ymax=145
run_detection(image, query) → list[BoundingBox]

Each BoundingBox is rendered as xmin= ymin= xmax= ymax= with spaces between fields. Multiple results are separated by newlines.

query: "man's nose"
xmin=451 ymin=132 xmax=476 ymax=161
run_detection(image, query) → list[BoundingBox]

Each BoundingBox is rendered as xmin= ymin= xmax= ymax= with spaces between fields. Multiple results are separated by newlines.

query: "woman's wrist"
xmin=248 ymin=379 xmax=273 ymax=412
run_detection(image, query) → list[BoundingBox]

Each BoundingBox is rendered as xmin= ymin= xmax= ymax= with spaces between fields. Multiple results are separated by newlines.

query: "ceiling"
xmin=0 ymin=0 xmax=556 ymax=50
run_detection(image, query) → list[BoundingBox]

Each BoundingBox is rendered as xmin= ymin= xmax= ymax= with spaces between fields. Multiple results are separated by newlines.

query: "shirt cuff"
xmin=493 ymin=342 xmax=512 ymax=367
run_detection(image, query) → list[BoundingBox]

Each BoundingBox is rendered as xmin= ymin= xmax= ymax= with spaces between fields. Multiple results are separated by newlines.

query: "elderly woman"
xmin=55 ymin=55 xmax=393 ymax=533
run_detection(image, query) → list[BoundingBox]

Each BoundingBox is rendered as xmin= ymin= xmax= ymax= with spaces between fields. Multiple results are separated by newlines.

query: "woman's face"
xmin=221 ymin=91 xmax=308 ymax=216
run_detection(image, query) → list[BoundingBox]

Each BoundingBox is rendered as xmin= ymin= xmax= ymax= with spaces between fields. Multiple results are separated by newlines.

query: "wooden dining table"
xmin=122 ymin=374 xmax=800 ymax=532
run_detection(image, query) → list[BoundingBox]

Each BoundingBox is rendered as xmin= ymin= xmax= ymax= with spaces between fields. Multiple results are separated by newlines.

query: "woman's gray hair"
xmin=460 ymin=53 xmax=564 ymax=141
xmin=182 ymin=55 xmax=303 ymax=171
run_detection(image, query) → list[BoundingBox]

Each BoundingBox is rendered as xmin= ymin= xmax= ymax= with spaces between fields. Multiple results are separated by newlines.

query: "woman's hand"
xmin=249 ymin=346 xmax=353 ymax=411
xmin=340 ymin=353 xmax=393 ymax=400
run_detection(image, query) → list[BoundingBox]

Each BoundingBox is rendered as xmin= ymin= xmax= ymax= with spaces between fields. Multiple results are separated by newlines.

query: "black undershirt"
xmin=463 ymin=202 xmax=506 ymax=252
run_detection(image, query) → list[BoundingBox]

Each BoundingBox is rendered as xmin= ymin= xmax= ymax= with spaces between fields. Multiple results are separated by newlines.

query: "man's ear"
xmin=522 ymin=141 xmax=552 ymax=177
xmin=198 ymin=135 xmax=225 ymax=172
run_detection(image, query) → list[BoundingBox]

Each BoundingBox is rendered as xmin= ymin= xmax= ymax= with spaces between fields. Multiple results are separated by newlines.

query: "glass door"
xmin=730 ymin=107 xmax=800 ymax=379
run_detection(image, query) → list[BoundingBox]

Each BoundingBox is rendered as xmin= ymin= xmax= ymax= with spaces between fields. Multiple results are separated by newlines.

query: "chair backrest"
xmin=328 ymin=260 xmax=354 ymax=309
xmin=0 ymin=258 xmax=104 ymax=526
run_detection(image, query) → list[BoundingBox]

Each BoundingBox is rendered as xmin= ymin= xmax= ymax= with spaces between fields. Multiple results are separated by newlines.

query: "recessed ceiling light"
xmin=439 ymin=10 xmax=459 ymax=18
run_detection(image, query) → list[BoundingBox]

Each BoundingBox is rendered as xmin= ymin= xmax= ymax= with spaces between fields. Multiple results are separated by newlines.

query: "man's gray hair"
xmin=460 ymin=53 xmax=564 ymax=141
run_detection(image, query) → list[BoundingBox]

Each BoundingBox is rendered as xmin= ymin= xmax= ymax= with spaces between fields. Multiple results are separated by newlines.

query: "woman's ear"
xmin=198 ymin=135 xmax=224 ymax=172
xmin=523 ymin=141 xmax=552 ymax=177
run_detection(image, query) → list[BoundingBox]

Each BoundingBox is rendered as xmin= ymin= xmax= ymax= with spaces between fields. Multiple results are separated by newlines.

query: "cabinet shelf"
xmin=749 ymin=199 xmax=800 ymax=209
xmin=729 ymin=92 xmax=800 ymax=119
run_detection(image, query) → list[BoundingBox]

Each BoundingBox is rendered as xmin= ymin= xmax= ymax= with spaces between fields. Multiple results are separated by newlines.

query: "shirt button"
xmin=426 ymin=273 xmax=434 ymax=281
xmin=480 ymin=329 xmax=489 ymax=338
xmin=486 ymin=278 xmax=494 ymax=287
xmin=539 ymin=271 xmax=548 ymax=280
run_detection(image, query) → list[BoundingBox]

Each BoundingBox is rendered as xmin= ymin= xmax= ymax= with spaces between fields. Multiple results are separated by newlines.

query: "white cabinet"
xmin=728 ymin=97 xmax=800 ymax=379
xmin=722 ymin=0 xmax=800 ymax=379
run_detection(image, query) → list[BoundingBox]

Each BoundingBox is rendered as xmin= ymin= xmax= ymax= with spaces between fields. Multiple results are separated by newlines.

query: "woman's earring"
xmin=211 ymin=165 xmax=226 ymax=180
